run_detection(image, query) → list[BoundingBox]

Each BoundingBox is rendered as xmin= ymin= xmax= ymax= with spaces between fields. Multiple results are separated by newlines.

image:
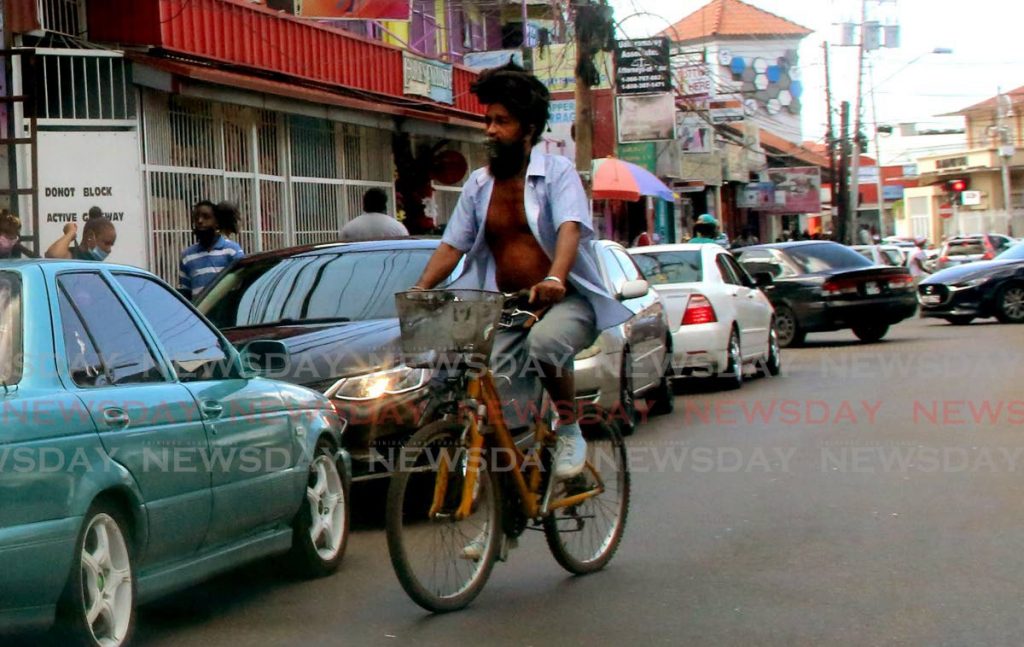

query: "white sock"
xmin=555 ymin=420 xmax=582 ymax=438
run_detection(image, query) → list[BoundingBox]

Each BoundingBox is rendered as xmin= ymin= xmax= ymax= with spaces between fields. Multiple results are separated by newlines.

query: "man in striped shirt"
xmin=179 ymin=200 xmax=245 ymax=300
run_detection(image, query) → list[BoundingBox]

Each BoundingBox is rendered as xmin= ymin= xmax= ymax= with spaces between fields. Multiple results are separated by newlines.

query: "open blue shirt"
xmin=441 ymin=149 xmax=631 ymax=331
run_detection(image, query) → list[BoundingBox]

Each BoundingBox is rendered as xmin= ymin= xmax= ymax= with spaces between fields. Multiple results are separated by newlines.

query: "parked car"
xmin=851 ymin=244 xmax=907 ymax=267
xmin=197 ymin=238 xmax=672 ymax=473
xmin=733 ymin=241 xmax=917 ymax=346
xmin=0 ymin=261 xmax=349 ymax=645
xmin=629 ymin=243 xmax=779 ymax=390
xmin=917 ymin=241 xmax=1024 ymax=325
xmin=936 ymin=234 xmax=1015 ymax=270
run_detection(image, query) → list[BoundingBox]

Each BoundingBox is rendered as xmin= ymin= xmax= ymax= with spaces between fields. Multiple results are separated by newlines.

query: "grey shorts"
xmin=490 ymin=292 xmax=598 ymax=379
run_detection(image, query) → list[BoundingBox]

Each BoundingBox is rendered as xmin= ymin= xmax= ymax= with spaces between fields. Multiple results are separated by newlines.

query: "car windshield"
xmin=783 ymin=243 xmax=873 ymax=273
xmin=946 ymin=240 xmax=984 ymax=256
xmin=995 ymin=242 xmax=1024 ymax=261
xmin=0 ymin=272 xmax=23 ymax=384
xmin=199 ymin=249 xmax=434 ymax=329
xmin=630 ymin=250 xmax=703 ymax=284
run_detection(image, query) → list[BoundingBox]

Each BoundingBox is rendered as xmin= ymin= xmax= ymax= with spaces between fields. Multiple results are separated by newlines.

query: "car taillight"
xmin=821 ymin=278 xmax=858 ymax=296
xmin=888 ymin=273 xmax=914 ymax=289
xmin=939 ymin=255 xmax=949 ymax=265
xmin=682 ymin=294 xmax=717 ymax=325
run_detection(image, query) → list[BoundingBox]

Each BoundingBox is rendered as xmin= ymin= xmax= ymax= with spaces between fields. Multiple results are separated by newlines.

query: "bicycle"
xmin=385 ymin=288 xmax=630 ymax=613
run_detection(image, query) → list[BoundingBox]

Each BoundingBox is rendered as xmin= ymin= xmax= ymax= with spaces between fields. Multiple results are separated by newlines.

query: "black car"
xmin=196 ymin=239 xmax=444 ymax=477
xmin=733 ymin=241 xmax=917 ymax=346
xmin=917 ymin=242 xmax=1024 ymax=325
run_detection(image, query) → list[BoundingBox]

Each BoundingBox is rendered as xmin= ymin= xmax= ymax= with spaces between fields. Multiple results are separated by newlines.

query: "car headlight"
xmin=327 ymin=366 xmax=432 ymax=401
xmin=951 ymin=276 xmax=993 ymax=290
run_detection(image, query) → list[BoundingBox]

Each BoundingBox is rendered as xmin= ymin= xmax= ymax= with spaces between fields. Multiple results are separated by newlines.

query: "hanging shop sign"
xmin=540 ymin=99 xmax=576 ymax=162
xmin=617 ymin=92 xmax=676 ymax=143
xmin=463 ymin=49 xmax=523 ymax=71
xmin=764 ymin=167 xmax=822 ymax=213
xmin=402 ymin=51 xmax=453 ymax=104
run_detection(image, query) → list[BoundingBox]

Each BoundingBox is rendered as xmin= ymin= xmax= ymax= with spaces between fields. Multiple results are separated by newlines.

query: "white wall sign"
xmin=961 ymin=190 xmax=982 ymax=206
xmin=37 ymin=131 xmax=147 ymax=268
xmin=617 ymin=92 xmax=676 ymax=143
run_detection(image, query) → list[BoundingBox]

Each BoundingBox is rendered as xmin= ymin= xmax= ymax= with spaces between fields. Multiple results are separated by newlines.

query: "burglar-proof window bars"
xmin=141 ymin=90 xmax=394 ymax=285
xmin=38 ymin=0 xmax=86 ymax=38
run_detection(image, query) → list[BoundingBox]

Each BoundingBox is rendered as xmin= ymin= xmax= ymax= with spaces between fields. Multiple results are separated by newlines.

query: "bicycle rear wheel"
xmin=544 ymin=422 xmax=630 ymax=574
xmin=386 ymin=420 xmax=502 ymax=613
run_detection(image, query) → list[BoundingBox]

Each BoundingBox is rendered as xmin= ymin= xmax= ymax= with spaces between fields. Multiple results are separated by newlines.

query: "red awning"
xmin=129 ymin=54 xmax=484 ymax=130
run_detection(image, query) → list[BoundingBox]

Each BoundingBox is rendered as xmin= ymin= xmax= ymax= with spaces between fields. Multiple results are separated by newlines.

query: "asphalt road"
xmin=15 ymin=316 xmax=1024 ymax=645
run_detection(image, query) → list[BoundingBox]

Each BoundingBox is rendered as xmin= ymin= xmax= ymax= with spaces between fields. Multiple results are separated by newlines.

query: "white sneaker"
xmin=554 ymin=432 xmax=587 ymax=479
xmin=460 ymin=527 xmax=488 ymax=561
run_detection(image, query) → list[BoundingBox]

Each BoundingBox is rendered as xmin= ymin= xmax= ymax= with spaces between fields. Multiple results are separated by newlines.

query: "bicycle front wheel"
xmin=386 ymin=420 xmax=502 ymax=613
xmin=544 ymin=421 xmax=630 ymax=574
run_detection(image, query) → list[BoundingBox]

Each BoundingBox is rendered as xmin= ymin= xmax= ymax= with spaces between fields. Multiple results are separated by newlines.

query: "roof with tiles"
xmin=658 ymin=0 xmax=813 ymax=43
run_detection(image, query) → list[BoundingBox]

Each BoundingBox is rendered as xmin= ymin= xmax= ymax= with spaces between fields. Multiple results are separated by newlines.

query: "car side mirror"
xmin=752 ymin=272 xmax=775 ymax=288
xmin=619 ymin=279 xmax=650 ymax=300
xmin=238 ymin=339 xmax=289 ymax=376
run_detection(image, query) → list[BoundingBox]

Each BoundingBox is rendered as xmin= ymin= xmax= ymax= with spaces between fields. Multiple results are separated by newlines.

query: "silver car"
xmin=573 ymin=240 xmax=673 ymax=434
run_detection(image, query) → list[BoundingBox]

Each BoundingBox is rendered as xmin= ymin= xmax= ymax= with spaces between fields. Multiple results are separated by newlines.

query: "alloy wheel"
xmin=306 ymin=454 xmax=347 ymax=560
xmin=80 ymin=514 xmax=133 ymax=647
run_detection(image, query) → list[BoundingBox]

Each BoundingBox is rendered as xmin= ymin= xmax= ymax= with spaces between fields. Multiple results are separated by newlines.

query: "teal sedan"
xmin=0 ymin=260 xmax=350 ymax=645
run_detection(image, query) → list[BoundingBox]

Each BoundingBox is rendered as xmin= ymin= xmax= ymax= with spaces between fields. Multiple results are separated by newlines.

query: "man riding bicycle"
xmin=412 ymin=62 xmax=631 ymax=480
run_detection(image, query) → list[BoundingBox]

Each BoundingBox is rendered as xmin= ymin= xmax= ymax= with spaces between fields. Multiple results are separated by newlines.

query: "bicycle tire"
xmin=543 ymin=421 xmax=630 ymax=574
xmin=386 ymin=420 xmax=503 ymax=613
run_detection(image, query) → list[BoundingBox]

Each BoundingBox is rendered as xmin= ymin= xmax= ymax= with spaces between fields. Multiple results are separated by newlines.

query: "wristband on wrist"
xmin=543 ymin=275 xmax=563 ymax=285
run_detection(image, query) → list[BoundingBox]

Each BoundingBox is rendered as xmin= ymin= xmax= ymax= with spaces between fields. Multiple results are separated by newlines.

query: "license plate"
xmin=864 ymin=282 xmax=880 ymax=295
xmin=921 ymin=294 xmax=941 ymax=305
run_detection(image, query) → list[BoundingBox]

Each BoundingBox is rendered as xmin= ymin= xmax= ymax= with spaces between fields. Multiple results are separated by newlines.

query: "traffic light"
xmin=944 ymin=178 xmax=968 ymax=193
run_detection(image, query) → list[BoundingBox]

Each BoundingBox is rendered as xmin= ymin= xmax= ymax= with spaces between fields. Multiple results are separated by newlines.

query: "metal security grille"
xmin=29 ymin=49 xmax=135 ymax=124
xmin=141 ymin=89 xmax=394 ymax=285
xmin=38 ymin=0 xmax=87 ymax=37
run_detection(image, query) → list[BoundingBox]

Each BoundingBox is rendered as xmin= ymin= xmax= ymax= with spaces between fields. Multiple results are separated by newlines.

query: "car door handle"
xmin=102 ymin=407 xmax=130 ymax=428
xmin=201 ymin=401 xmax=224 ymax=419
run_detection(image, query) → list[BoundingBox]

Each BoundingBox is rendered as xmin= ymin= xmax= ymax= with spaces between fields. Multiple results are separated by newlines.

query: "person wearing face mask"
xmin=44 ymin=215 xmax=117 ymax=261
xmin=178 ymin=199 xmax=245 ymax=300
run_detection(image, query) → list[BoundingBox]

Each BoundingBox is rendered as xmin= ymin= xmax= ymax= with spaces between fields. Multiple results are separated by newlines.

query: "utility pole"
xmin=824 ymin=42 xmax=838 ymax=235
xmin=869 ymin=61 xmax=886 ymax=235
xmin=837 ymin=101 xmax=851 ymax=244
xmin=847 ymin=0 xmax=868 ymax=245
xmin=573 ymin=0 xmax=599 ymax=196
xmin=997 ymin=87 xmax=1015 ymax=233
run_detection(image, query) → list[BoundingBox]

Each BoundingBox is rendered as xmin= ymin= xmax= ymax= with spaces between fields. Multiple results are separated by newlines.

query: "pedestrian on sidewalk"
xmin=0 ymin=210 xmax=36 ymax=259
xmin=44 ymin=210 xmax=117 ymax=261
xmin=340 ymin=188 xmax=409 ymax=241
xmin=178 ymin=199 xmax=245 ymax=300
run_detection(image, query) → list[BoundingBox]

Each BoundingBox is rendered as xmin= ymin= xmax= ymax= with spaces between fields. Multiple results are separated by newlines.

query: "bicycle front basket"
xmin=395 ymin=289 xmax=505 ymax=369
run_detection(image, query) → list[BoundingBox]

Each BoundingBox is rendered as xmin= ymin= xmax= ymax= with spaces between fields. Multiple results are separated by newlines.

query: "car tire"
xmin=290 ymin=437 xmax=350 ymax=578
xmin=716 ymin=329 xmax=743 ymax=391
xmin=646 ymin=336 xmax=675 ymax=416
xmin=995 ymin=283 xmax=1024 ymax=324
xmin=774 ymin=305 xmax=804 ymax=348
xmin=616 ymin=350 xmax=640 ymax=436
xmin=852 ymin=323 xmax=890 ymax=343
xmin=758 ymin=322 xmax=782 ymax=377
xmin=56 ymin=500 xmax=137 ymax=647
xmin=943 ymin=316 xmax=975 ymax=326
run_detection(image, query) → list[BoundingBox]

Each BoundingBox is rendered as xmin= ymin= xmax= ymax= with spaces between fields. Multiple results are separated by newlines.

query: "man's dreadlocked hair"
xmin=471 ymin=62 xmax=550 ymax=145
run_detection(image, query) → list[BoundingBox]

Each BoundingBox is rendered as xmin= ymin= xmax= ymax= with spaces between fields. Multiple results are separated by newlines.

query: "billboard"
xmin=533 ymin=43 xmax=611 ymax=92
xmin=764 ymin=167 xmax=822 ymax=213
xmin=463 ymin=50 xmax=523 ymax=71
xmin=616 ymin=93 xmax=676 ymax=143
xmin=296 ymin=0 xmax=412 ymax=20
xmin=540 ymin=99 xmax=576 ymax=162
xmin=677 ymin=112 xmax=712 ymax=154
xmin=614 ymin=38 xmax=671 ymax=95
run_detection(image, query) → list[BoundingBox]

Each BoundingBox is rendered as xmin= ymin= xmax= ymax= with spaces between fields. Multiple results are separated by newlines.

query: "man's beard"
xmin=487 ymin=139 xmax=528 ymax=180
